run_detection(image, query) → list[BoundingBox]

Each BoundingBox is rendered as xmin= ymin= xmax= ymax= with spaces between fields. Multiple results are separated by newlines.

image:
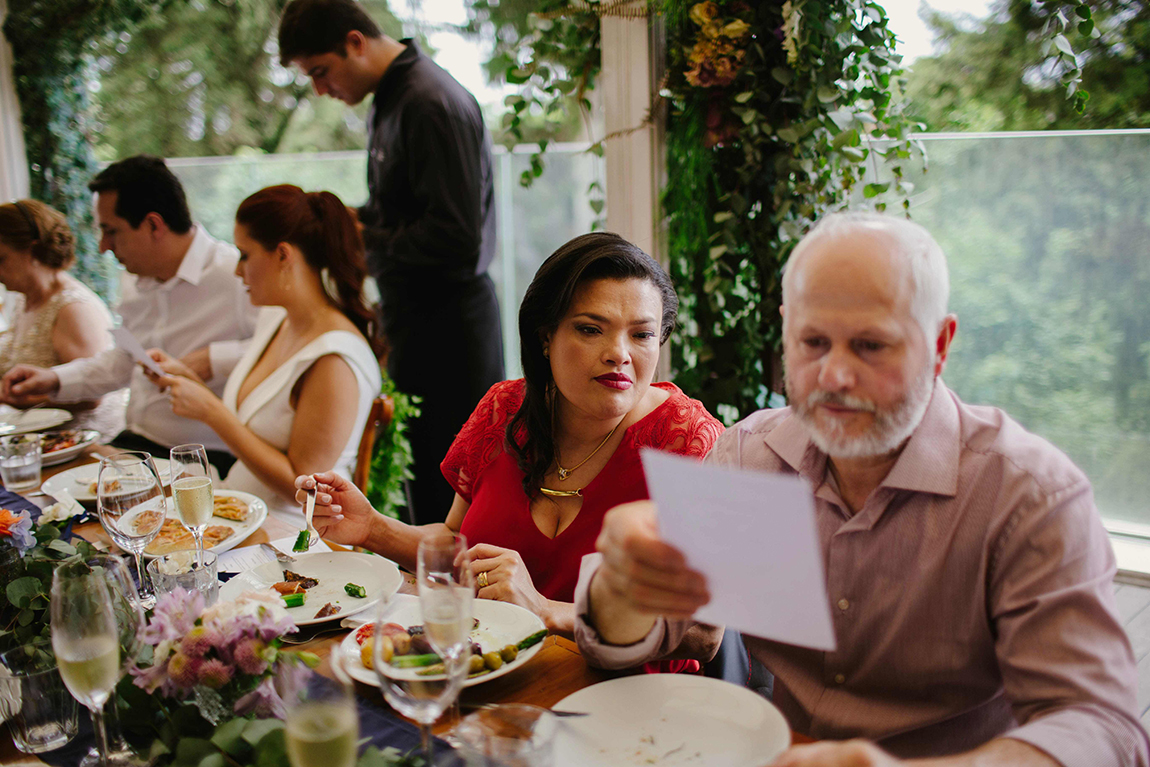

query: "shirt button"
xmin=837 ymin=598 xmax=850 ymax=611
xmin=834 ymin=674 xmax=846 ymax=684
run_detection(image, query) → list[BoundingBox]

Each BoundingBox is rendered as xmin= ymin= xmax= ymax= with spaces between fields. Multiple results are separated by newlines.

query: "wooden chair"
xmin=353 ymin=395 xmax=395 ymax=490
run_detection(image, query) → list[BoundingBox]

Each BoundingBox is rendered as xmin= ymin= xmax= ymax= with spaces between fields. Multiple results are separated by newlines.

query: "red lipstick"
xmin=595 ymin=372 xmax=633 ymax=390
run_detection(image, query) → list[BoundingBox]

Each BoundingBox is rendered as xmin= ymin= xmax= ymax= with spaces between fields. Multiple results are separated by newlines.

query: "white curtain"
xmin=0 ymin=0 xmax=30 ymax=203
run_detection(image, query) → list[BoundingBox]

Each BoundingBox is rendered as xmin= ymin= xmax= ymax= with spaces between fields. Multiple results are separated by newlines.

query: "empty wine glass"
xmin=50 ymin=559 xmax=123 ymax=767
xmin=96 ymin=452 xmax=165 ymax=609
xmin=169 ymin=444 xmax=212 ymax=566
xmin=77 ymin=554 xmax=146 ymax=767
xmin=373 ymin=533 xmax=473 ymax=766
xmin=282 ymin=648 xmax=359 ymax=767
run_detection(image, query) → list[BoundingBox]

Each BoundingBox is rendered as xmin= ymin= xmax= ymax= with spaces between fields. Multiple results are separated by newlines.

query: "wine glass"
xmin=374 ymin=533 xmax=473 ymax=766
xmin=77 ymin=554 xmax=146 ymax=767
xmin=169 ymin=444 xmax=213 ymax=566
xmin=50 ymin=558 xmax=123 ymax=767
xmin=96 ymin=452 xmax=166 ymax=609
xmin=282 ymin=648 xmax=359 ymax=767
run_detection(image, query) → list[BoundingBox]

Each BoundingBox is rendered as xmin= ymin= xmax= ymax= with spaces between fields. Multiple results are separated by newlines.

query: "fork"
xmin=260 ymin=542 xmax=295 ymax=566
xmin=303 ymin=485 xmax=320 ymax=547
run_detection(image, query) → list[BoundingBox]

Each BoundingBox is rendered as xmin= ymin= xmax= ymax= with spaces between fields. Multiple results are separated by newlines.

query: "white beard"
xmin=787 ymin=364 xmax=935 ymax=460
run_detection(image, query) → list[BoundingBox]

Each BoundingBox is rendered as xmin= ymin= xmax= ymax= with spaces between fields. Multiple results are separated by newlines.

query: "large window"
xmin=907 ymin=130 xmax=1150 ymax=531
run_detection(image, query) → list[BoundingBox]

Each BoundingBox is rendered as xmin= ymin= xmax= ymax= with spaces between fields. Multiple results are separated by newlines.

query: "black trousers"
xmin=382 ymin=274 xmax=504 ymax=525
xmin=109 ymin=430 xmax=237 ymax=477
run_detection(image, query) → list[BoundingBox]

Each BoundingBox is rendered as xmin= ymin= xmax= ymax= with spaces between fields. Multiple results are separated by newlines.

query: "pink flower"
xmin=197 ymin=659 xmax=234 ymax=689
xmin=179 ymin=626 xmax=219 ymax=658
xmin=167 ymin=651 xmax=202 ymax=688
xmin=233 ymin=637 xmax=269 ymax=675
xmin=233 ymin=676 xmax=286 ymax=719
xmin=141 ymin=588 xmax=204 ymax=645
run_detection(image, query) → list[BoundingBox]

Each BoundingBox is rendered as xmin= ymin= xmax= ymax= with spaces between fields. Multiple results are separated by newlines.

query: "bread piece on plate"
xmin=212 ymin=495 xmax=249 ymax=522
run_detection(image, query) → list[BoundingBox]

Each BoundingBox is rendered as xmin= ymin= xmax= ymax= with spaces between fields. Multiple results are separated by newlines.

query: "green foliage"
xmin=90 ymin=0 xmax=404 ymax=160
xmin=2 ymin=0 xmax=165 ymax=302
xmin=365 ymin=376 xmax=421 ymax=521
xmin=906 ymin=0 xmax=1134 ymax=132
xmin=465 ymin=0 xmax=602 ymax=187
xmin=663 ymin=0 xmax=921 ymax=422
xmin=0 ymin=525 xmax=100 ymax=651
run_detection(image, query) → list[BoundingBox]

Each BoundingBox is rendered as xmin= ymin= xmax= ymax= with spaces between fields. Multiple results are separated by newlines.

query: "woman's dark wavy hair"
xmin=506 ymin=232 xmax=678 ymax=499
xmin=235 ymin=185 xmax=381 ymax=355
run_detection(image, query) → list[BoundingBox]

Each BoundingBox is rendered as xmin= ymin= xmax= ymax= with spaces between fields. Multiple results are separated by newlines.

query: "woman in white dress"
xmin=148 ymin=185 xmax=382 ymax=521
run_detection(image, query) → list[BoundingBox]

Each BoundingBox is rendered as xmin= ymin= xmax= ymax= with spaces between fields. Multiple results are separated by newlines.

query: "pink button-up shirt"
xmin=575 ymin=380 xmax=1148 ymax=766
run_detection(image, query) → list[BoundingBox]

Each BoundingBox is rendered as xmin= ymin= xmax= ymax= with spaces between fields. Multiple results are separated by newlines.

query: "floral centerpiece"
xmin=0 ymin=507 xmax=34 ymax=558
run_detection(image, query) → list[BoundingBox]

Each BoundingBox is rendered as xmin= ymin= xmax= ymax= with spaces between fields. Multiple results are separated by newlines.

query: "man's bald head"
xmin=782 ymin=212 xmax=950 ymax=345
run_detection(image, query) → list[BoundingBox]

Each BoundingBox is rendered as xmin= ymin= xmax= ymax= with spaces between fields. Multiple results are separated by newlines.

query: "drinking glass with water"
xmin=0 ymin=434 xmax=41 ymax=493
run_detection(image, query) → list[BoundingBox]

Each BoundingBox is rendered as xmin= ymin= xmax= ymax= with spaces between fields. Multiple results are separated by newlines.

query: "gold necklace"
xmin=539 ymin=486 xmax=583 ymax=498
xmin=554 ymin=420 xmax=621 ymax=481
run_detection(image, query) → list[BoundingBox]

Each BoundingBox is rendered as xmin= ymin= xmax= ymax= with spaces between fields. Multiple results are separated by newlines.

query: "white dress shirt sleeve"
xmin=54 ymin=347 xmax=135 ymax=403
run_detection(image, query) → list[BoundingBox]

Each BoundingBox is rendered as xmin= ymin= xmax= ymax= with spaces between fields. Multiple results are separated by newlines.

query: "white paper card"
xmin=111 ymin=327 xmax=166 ymax=377
xmin=216 ymin=535 xmax=332 ymax=573
xmin=642 ymin=449 xmax=836 ymax=651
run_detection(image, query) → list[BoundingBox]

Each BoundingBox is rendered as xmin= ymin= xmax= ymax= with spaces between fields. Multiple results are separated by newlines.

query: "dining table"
xmin=2 ymin=446 xmax=808 ymax=764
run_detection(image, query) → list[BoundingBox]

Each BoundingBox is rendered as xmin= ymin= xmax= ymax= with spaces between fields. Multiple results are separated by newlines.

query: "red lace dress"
xmin=441 ymin=379 xmax=723 ymax=672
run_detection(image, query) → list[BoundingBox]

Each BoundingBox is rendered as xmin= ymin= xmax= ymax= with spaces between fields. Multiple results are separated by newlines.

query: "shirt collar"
xmin=171 ymin=225 xmax=212 ymax=287
xmin=763 ymin=377 xmax=961 ymax=499
xmin=372 ymin=38 xmax=420 ymax=106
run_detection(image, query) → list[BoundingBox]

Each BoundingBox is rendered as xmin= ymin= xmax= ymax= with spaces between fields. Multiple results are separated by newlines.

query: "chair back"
xmin=354 ymin=395 xmax=395 ymax=489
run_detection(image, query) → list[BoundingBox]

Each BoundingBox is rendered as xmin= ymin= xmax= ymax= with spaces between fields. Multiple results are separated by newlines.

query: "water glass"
xmin=97 ymin=451 xmax=166 ymax=609
xmin=454 ymin=704 xmax=557 ymax=767
xmin=147 ymin=549 xmax=219 ymax=606
xmin=0 ymin=640 xmax=80 ymax=753
xmin=0 ymin=433 xmax=42 ymax=493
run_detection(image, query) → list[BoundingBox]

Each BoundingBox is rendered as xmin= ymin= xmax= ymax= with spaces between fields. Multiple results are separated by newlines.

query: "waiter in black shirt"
xmin=278 ymin=0 xmax=504 ymax=524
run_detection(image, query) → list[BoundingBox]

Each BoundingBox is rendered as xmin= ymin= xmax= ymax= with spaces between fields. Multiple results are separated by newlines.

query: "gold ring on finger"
xmin=477 ymin=571 xmax=489 ymax=589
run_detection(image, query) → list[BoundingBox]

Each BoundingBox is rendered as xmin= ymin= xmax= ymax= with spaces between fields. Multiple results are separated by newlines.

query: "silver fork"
xmin=260 ymin=542 xmax=295 ymax=566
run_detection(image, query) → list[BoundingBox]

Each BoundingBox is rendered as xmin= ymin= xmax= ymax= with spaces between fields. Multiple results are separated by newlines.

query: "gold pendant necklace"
xmin=555 ymin=420 xmax=621 ymax=481
xmin=539 ymin=486 xmax=583 ymax=498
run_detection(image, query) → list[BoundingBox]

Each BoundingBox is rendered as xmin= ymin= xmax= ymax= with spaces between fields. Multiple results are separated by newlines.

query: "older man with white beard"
xmin=572 ymin=212 xmax=1148 ymax=767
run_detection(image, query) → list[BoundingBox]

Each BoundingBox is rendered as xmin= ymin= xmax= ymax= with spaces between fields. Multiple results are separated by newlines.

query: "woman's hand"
xmin=468 ymin=543 xmax=551 ymax=619
xmin=145 ymin=349 xmax=203 ymax=386
xmin=160 ymin=374 xmax=226 ymax=425
xmin=294 ymin=472 xmax=376 ymax=548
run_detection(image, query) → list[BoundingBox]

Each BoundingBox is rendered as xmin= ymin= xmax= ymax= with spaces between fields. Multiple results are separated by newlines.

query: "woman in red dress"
xmin=296 ymin=232 xmax=721 ymax=644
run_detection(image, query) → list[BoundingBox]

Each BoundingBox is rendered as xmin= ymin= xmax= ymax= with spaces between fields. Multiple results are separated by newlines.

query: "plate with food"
xmin=41 ymin=457 xmax=171 ymax=503
xmin=40 ymin=430 xmax=101 ymax=467
xmin=143 ymin=489 xmax=267 ymax=558
xmin=340 ymin=593 xmax=548 ymax=688
xmin=0 ymin=407 xmax=71 ymax=436
xmin=552 ymin=675 xmax=790 ymax=767
xmin=218 ymin=551 xmax=403 ymax=627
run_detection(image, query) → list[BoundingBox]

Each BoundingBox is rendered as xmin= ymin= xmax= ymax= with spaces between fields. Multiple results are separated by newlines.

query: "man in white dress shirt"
xmin=0 ymin=155 xmax=257 ymax=472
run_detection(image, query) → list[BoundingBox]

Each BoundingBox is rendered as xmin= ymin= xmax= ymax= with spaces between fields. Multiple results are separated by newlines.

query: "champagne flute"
xmin=50 ymin=559 xmax=122 ymax=767
xmin=96 ymin=452 xmax=166 ymax=609
xmin=78 ymin=554 xmax=146 ymax=767
xmin=373 ymin=533 xmax=473 ymax=766
xmin=169 ymin=444 xmax=212 ymax=566
xmin=282 ymin=649 xmax=359 ymax=767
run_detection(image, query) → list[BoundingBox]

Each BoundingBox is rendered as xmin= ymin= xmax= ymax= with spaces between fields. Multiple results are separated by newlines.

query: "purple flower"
xmin=179 ymin=626 xmax=219 ymax=658
xmin=0 ymin=508 xmax=33 ymax=554
xmin=233 ymin=676 xmax=286 ymax=719
xmin=168 ymin=651 xmax=203 ymax=688
xmin=141 ymin=588 xmax=204 ymax=645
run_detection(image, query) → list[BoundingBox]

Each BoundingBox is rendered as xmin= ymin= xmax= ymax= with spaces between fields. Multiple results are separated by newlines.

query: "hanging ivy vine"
xmin=3 ymin=0 xmax=167 ymax=302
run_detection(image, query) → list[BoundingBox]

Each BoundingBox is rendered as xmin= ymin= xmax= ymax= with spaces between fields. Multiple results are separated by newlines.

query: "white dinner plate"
xmin=552 ymin=675 xmax=791 ymax=767
xmin=0 ymin=407 xmax=71 ymax=435
xmin=339 ymin=594 xmax=547 ymax=688
xmin=219 ymin=551 xmax=403 ymax=627
xmin=41 ymin=457 xmax=171 ymax=503
xmin=142 ymin=489 xmax=268 ymax=559
xmin=41 ymin=430 xmax=102 ymax=467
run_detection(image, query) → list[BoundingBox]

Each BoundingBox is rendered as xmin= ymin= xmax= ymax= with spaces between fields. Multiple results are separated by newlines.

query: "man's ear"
xmin=345 ymin=29 xmax=366 ymax=57
xmin=143 ymin=212 xmax=167 ymax=239
xmin=933 ymin=314 xmax=958 ymax=377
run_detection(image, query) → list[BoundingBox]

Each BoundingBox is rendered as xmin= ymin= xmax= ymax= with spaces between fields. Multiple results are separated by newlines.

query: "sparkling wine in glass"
xmin=169 ymin=444 xmax=212 ymax=565
xmin=96 ymin=452 xmax=165 ymax=609
xmin=77 ymin=554 xmax=146 ymax=767
xmin=51 ymin=559 xmax=122 ymax=767
xmin=283 ymin=649 xmax=359 ymax=767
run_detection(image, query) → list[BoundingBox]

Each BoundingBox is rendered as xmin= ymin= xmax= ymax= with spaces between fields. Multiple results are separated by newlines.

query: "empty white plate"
xmin=553 ymin=674 xmax=790 ymax=767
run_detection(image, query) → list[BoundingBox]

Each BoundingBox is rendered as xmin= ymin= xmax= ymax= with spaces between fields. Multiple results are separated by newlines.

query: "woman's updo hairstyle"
xmin=506 ymin=231 xmax=678 ymax=498
xmin=0 ymin=200 xmax=76 ymax=269
xmin=235 ymin=185 xmax=380 ymax=355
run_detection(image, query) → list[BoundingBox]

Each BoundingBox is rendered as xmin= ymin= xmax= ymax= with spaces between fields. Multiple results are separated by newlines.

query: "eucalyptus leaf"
xmin=1053 ymin=34 xmax=1075 ymax=57
xmin=6 ymin=577 xmax=40 ymax=609
xmin=242 ymin=718 xmax=285 ymax=746
xmin=817 ymin=86 xmax=839 ymax=103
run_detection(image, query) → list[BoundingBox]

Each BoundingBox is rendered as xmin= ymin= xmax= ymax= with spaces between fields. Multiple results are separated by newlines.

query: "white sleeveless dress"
xmin=221 ymin=307 xmax=382 ymax=522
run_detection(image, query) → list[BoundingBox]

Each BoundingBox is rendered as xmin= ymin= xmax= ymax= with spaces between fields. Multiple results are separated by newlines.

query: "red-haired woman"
xmin=147 ymin=185 xmax=382 ymax=521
